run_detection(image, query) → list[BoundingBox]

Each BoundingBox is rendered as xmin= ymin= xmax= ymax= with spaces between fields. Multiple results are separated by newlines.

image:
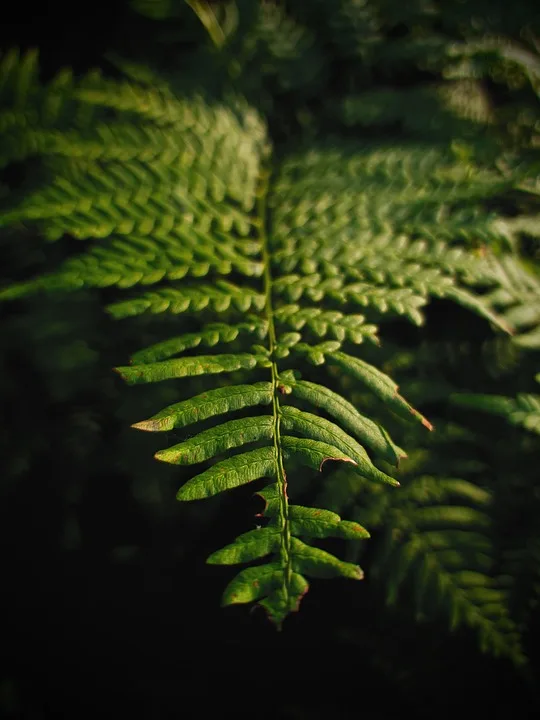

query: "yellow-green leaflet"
xmin=132 ymin=383 xmax=273 ymax=432
xmin=155 ymin=415 xmax=273 ymax=464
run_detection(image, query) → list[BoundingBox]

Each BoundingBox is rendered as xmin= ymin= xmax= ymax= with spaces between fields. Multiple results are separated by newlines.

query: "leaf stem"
xmin=257 ymin=168 xmax=292 ymax=621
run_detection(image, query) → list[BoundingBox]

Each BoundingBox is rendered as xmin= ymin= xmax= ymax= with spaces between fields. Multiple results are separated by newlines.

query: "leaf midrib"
xmin=259 ymin=166 xmax=292 ymax=619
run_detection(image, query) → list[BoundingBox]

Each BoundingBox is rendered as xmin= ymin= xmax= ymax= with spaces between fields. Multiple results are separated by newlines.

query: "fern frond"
xmin=445 ymin=36 xmax=540 ymax=98
xmin=329 ymin=351 xmax=434 ymax=430
xmin=155 ymin=415 xmax=274 ymax=465
xmin=280 ymin=375 xmax=406 ymax=466
xmin=0 ymin=50 xmax=133 ymax=167
xmin=0 ymin=106 xmax=266 ymax=240
xmin=176 ymin=446 xmax=276 ymax=501
xmin=130 ymin=318 xmax=268 ymax=363
xmin=479 ymin=254 xmax=540 ymax=348
xmin=270 ymin=140 xmax=518 ymax=329
xmin=355 ymin=474 xmax=525 ymax=664
xmin=0 ymin=52 xmax=531 ymax=627
xmin=451 ymin=390 xmax=540 ymax=435
xmin=275 ymin=305 xmax=378 ymax=345
xmin=107 ymin=281 xmax=266 ymax=319
xmin=274 ymin=273 xmax=428 ymax=326
xmin=280 ymin=406 xmax=399 ymax=487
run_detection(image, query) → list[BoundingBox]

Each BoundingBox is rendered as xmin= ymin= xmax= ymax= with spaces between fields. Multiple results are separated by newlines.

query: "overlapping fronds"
xmin=315 ymin=421 xmax=526 ymax=666
xmin=0 ymin=41 xmax=532 ymax=630
xmin=270 ymin=140 xmax=518 ymax=332
xmin=310 ymin=335 xmax=529 ymax=664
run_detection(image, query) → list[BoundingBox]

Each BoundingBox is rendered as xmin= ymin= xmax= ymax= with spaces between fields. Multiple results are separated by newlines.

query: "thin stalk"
xmin=257 ymin=169 xmax=292 ymax=627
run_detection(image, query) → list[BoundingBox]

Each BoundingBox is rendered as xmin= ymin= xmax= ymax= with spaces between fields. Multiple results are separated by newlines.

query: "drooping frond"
xmin=353 ymin=473 xmax=525 ymax=665
xmin=269 ymin=139 xmax=519 ymax=332
xmin=0 ymin=46 xmax=533 ymax=629
xmin=341 ymin=80 xmax=494 ymax=140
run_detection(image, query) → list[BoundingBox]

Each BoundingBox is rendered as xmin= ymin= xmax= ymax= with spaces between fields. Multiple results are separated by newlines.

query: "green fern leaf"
xmin=275 ymin=304 xmax=379 ymax=345
xmin=222 ymin=563 xmax=309 ymax=627
xmin=290 ymin=537 xmax=363 ymax=580
xmin=330 ymin=351 xmax=434 ymax=430
xmin=207 ymin=527 xmax=280 ymax=565
xmin=258 ymin=573 xmax=309 ymax=626
xmin=288 ymin=505 xmax=370 ymax=540
xmin=131 ymin=319 xmax=268 ymax=363
xmin=355 ymin=473 xmax=525 ymax=665
xmin=281 ymin=435 xmax=358 ymax=472
xmin=107 ymin=282 xmax=265 ymax=319
xmin=221 ymin=562 xmax=282 ymax=605
xmin=479 ymin=254 xmax=540 ymax=347
xmin=176 ymin=446 xmax=276 ymax=501
xmin=115 ymin=353 xmax=268 ymax=385
xmin=0 ymin=50 xmax=532 ymax=630
xmin=132 ymin=383 xmax=273 ymax=432
xmin=155 ymin=415 xmax=273 ymax=464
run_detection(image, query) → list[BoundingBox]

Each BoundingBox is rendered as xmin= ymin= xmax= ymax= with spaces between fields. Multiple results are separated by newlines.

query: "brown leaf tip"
xmin=422 ymin=417 xmax=434 ymax=432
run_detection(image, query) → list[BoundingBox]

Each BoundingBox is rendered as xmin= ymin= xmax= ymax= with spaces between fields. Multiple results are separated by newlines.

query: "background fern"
xmin=1 ymin=1 xmax=540 ymax=717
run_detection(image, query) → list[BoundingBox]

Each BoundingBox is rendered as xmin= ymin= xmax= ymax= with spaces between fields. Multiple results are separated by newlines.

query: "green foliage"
xmin=354 ymin=472 xmax=524 ymax=663
xmin=451 ymin=385 xmax=540 ymax=435
xmin=480 ymin=254 xmax=540 ymax=349
xmin=1 ymin=0 xmax=539 ymax=659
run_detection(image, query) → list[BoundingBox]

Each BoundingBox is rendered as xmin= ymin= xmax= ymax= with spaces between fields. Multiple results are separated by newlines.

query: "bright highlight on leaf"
xmin=286 ymin=378 xmax=406 ymax=465
xmin=115 ymin=353 xmax=265 ymax=385
xmin=132 ymin=383 xmax=274 ymax=432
